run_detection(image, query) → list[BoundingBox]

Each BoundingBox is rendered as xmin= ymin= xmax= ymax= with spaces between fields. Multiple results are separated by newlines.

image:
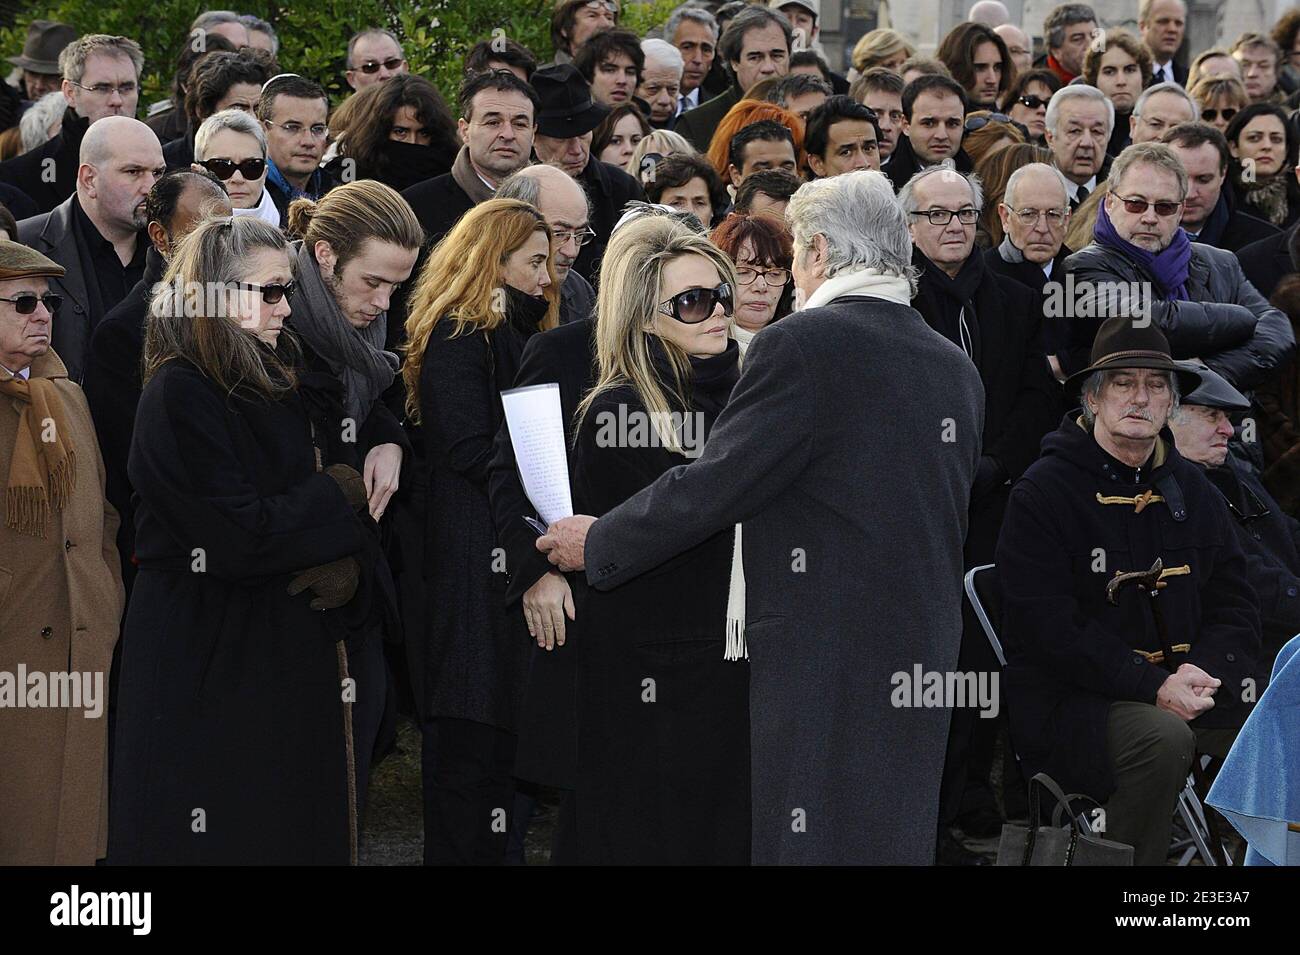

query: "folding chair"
xmin=963 ymin=564 xmax=1231 ymax=866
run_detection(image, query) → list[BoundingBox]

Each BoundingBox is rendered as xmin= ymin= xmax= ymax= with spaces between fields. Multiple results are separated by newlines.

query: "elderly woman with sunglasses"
xmin=558 ymin=215 xmax=750 ymax=864
xmin=191 ymin=109 xmax=280 ymax=225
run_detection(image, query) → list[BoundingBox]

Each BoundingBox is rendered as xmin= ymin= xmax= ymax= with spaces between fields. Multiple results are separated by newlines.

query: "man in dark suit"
xmin=0 ymin=34 xmax=148 ymax=215
xmin=1165 ymin=123 xmax=1279 ymax=252
xmin=885 ymin=75 xmax=974 ymax=192
xmin=1140 ymin=0 xmax=1189 ymax=86
xmin=1238 ymin=222 xmax=1297 ymax=300
xmin=17 ymin=116 xmax=164 ymax=383
xmin=675 ymin=5 xmax=793 ymax=152
xmin=537 ymin=170 xmax=986 ymax=865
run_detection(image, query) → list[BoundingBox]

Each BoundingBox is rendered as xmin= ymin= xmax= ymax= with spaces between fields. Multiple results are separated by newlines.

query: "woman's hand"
xmin=523 ymin=570 xmax=575 ymax=650
xmin=363 ymin=443 xmax=403 ymax=521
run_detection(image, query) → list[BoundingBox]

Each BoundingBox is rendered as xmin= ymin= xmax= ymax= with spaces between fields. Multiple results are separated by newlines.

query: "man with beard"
xmin=901 ymin=161 xmax=1059 ymax=860
xmin=16 ymin=116 xmax=164 ymax=382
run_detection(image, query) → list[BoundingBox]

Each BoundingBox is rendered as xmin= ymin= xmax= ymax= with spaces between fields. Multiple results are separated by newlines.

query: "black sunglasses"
xmin=965 ymin=113 xmax=1014 ymax=132
xmin=656 ymin=283 xmax=733 ymax=324
xmin=1015 ymin=94 xmax=1049 ymax=110
xmin=356 ymin=57 xmax=405 ymax=74
xmin=0 ymin=292 xmax=62 ymax=314
xmin=1201 ymin=107 xmax=1238 ymax=123
xmin=237 ymin=281 xmax=295 ymax=304
xmin=199 ymin=157 xmax=267 ymax=181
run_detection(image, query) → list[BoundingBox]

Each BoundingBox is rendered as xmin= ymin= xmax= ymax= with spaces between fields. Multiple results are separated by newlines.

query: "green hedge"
xmin=1 ymin=0 xmax=680 ymax=108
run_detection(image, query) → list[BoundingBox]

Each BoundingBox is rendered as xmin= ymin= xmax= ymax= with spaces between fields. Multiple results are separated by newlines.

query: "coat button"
xmin=1133 ymin=654 xmax=1144 ymax=664
xmin=1287 ymin=586 xmax=1297 ymax=598
xmin=73 ymin=303 xmax=84 ymax=314
xmin=40 ymin=626 xmax=53 ymax=638
xmin=64 ymin=539 xmax=73 ymax=551
xmin=1226 ymin=653 xmax=1236 ymax=663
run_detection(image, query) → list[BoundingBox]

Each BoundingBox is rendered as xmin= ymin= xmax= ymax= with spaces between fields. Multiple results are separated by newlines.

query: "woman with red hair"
xmin=706 ymin=100 xmax=806 ymax=180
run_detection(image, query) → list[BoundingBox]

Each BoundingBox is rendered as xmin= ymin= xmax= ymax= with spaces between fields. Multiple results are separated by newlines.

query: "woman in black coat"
xmin=562 ymin=215 xmax=750 ymax=865
xmin=402 ymin=198 xmax=560 ymax=865
xmin=110 ymin=217 xmax=375 ymax=864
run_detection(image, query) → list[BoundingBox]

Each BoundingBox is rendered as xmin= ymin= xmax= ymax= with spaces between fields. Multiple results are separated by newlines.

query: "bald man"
xmin=995 ymin=23 xmax=1033 ymax=76
xmin=18 ymin=115 xmax=166 ymax=381
xmin=969 ymin=1 xmax=1010 ymax=26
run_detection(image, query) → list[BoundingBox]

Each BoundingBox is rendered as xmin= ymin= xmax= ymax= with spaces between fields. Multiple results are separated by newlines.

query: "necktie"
xmin=1072 ymin=184 xmax=1090 ymax=210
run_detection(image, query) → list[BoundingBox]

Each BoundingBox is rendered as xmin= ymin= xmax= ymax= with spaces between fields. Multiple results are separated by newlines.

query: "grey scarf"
xmin=291 ymin=240 xmax=399 ymax=425
xmin=997 ymin=233 xmax=1026 ymax=264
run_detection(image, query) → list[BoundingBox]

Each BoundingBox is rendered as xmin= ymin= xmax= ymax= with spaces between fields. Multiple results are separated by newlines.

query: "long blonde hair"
xmin=576 ymin=215 xmax=738 ymax=454
xmin=403 ymin=197 xmax=560 ymax=421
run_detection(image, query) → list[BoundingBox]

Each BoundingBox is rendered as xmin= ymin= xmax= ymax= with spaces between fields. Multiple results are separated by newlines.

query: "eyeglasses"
xmin=263 ymin=119 xmax=330 ymax=139
xmin=1113 ymin=194 xmax=1183 ymax=217
xmin=583 ymin=0 xmax=619 ymax=12
xmin=1008 ymin=207 xmax=1069 ymax=226
xmin=198 ymin=157 xmax=267 ymax=181
xmin=0 ymin=292 xmax=62 ymax=314
xmin=354 ymin=57 xmax=406 ymax=74
xmin=70 ymin=80 xmax=137 ymax=97
xmin=735 ymin=265 xmax=791 ymax=286
xmin=1015 ymin=94 xmax=1049 ymax=110
xmin=909 ymin=207 xmax=979 ymax=226
xmin=964 ymin=113 xmax=1013 ymax=132
xmin=1201 ymin=107 xmax=1238 ymax=123
xmin=657 ymin=283 xmax=733 ymax=323
xmin=552 ymin=227 xmax=596 ymax=247
xmin=237 ymin=281 xmax=296 ymax=304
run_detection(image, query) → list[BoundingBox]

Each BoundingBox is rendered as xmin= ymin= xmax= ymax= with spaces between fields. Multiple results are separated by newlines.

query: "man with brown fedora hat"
xmin=8 ymin=20 xmax=79 ymax=103
xmin=0 ymin=238 xmax=125 ymax=864
xmin=996 ymin=314 xmax=1261 ymax=865
xmin=530 ymin=63 xmax=643 ymax=284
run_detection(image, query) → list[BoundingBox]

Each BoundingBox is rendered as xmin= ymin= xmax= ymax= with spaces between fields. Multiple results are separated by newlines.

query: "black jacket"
xmin=1190 ymin=187 xmax=1280 ymax=253
xmin=161 ymin=133 xmax=195 ymax=171
xmin=0 ymin=109 xmax=94 ymax=214
xmin=984 ymin=243 xmax=1073 ymax=357
xmin=1237 ymin=222 xmax=1296 ymax=300
xmin=322 ymin=137 xmax=458 ymax=194
xmin=1062 ymin=240 xmax=1295 ymax=390
xmin=571 ymin=156 xmax=646 ymax=286
xmin=995 ymin=416 xmax=1261 ymax=800
xmin=884 ymin=134 xmax=974 ymax=192
xmin=673 ymin=83 xmax=743 ymax=153
xmin=0 ymin=182 xmax=36 ymax=221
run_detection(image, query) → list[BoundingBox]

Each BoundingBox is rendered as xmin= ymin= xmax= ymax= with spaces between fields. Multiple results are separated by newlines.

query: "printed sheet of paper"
xmin=501 ymin=382 xmax=573 ymax=526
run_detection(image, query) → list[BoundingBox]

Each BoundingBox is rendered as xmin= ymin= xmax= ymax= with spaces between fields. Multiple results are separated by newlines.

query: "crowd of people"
xmin=1 ymin=0 xmax=1299 ymax=867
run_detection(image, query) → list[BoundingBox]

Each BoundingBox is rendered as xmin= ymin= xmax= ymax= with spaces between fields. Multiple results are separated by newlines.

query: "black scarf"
xmin=375 ymin=138 xmax=459 ymax=192
xmin=911 ymin=246 xmax=985 ymax=365
xmin=645 ymin=333 xmax=739 ymax=428
xmin=503 ymin=284 xmax=549 ymax=336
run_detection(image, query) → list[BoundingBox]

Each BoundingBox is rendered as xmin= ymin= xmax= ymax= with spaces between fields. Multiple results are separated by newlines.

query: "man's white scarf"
xmin=800 ymin=266 xmax=913 ymax=310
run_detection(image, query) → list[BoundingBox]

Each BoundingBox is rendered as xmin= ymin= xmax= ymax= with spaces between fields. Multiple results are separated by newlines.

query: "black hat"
xmin=531 ymin=64 xmax=610 ymax=138
xmin=1065 ymin=314 xmax=1201 ymax=397
xmin=8 ymin=20 xmax=78 ymax=75
xmin=1176 ymin=360 xmax=1251 ymax=412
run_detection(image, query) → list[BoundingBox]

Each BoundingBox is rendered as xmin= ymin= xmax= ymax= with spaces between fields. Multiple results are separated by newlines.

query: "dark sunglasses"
xmin=0 ymin=292 xmax=62 ymax=314
xmin=1114 ymin=194 xmax=1183 ymax=217
xmin=1201 ymin=107 xmax=1238 ymax=123
xmin=965 ymin=113 xmax=1014 ymax=132
xmin=356 ymin=57 xmax=405 ymax=74
xmin=238 ymin=281 xmax=295 ymax=304
xmin=199 ymin=157 xmax=267 ymax=181
xmin=1015 ymin=94 xmax=1049 ymax=110
xmin=656 ymin=283 xmax=733 ymax=324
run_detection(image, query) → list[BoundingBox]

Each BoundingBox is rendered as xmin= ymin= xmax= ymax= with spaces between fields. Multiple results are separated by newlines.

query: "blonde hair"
xmin=851 ymin=29 xmax=915 ymax=75
xmin=575 ymin=215 xmax=738 ymax=454
xmin=403 ymin=198 xmax=559 ymax=421
xmin=626 ymin=128 xmax=695 ymax=177
xmin=286 ymin=179 xmax=423 ymax=265
xmin=1189 ymin=74 xmax=1249 ymax=113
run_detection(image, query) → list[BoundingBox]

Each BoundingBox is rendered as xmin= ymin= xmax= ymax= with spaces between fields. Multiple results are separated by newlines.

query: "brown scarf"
xmin=1239 ymin=171 xmax=1292 ymax=227
xmin=0 ymin=369 xmax=77 ymax=538
xmin=450 ymin=144 xmax=498 ymax=206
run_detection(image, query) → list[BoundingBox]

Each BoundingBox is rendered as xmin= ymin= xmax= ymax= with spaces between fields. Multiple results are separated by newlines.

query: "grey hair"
xmin=1044 ymin=3 xmax=1098 ymax=50
xmin=191 ymin=10 xmax=244 ymax=31
xmin=786 ymin=169 xmax=916 ymax=284
xmin=664 ymin=4 xmax=719 ymax=44
xmin=20 ymin=91 xmax=67 ymax=154
xmin=239 ymin=15 xmax=279 ymax=54
xmin=1110 ymin=141 xmax=1188 ymax=200
xmin=347 ymin=28 xmax=404 ymax=68
xmin=767 ymin=72 xmax=833 ymax=107
xmin=641 ymin=38 xmax=685 ymax=75
xmin=1045 ymin=84 xmax=1114 ymax=137
xmin=1080 ymin=367 xmax=1180 ymax=429
xmin=194 ymin=108 xmax=268 ymax=160
xmin=1004 ymin=162 xmax=1070 ymax=209
xmin=898 ymin=160 xmax=985 ymax=214
xmin=719 ymin=6 xmax=792 ymax=67
xmin=1132 ymin=81 xmax=1198 ymax=121
xmin=496 ymin=165 xmax=594 ymax=221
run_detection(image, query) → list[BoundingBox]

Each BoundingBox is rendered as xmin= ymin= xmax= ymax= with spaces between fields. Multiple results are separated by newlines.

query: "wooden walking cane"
xmin=1107 ymin=558 xmax=1233 ymax=865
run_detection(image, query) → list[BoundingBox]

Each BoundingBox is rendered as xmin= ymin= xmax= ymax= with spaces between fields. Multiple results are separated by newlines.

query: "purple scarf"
xmin=1093 ymin=197 xmax=1192 ymax=301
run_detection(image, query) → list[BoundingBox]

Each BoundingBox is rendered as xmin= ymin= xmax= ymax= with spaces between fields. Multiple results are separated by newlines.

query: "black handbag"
xmin=995 ymin=773 xmax=1135 ymax=866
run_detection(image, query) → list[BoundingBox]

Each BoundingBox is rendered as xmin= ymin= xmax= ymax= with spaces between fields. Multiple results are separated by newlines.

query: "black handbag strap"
xmin=1051 ymin=792 xmax=1103 ymax=832
xmin=1022 ymin=773 xmax=1087 ymax=866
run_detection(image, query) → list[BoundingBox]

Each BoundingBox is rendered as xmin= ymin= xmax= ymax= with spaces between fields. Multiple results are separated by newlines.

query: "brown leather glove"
xmin=324 ymin=464 xmax=367 ymax=514
xmin=287 ymin=557 xmax=361 ymax=610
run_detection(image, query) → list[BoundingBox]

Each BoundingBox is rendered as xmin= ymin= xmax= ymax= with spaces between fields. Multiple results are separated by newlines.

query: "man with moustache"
xmin=17 ymin=116 xmax=164 ymax=383
xmin=1043 ymin=85 xmax=1113 ymax=211
xmin=1163 ymin=123 xmax=1278 ymax=252
xmin=885 ymin=74 xmax=974 ymax=191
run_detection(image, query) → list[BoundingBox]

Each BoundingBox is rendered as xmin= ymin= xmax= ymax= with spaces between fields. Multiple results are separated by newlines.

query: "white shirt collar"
xmin=1041 ymin=258 xmax=1054 ymax=279
xmin=1065 ymin=174 xmax=1098 ymax=201
xmin=1 ymin=364 xmax=31 ymax=380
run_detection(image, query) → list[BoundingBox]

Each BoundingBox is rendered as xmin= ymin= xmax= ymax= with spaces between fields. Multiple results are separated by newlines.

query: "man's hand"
xmin=523 ymin=570 xmax=575 ymax=650
xmin=1156 ymin=663 xmax=1221 ymax=721
xmin=363 ymin=443 xmax=403 ymax=521
xmin=536 ymin=515 xmax=596 ymax=572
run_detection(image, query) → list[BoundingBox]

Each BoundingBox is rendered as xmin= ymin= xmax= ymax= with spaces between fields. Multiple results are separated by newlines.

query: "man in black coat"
xmin=902 ymin=162 xmax=1061 ymax=854
xmin=1164 ymin=123 xmax=1279 ymax=253
xmin=538 ymin=170 xmax=985 ymax=864
xmin=674 ymin=5 xmax=793 ymax=153
xmin=1168 ymin=362 xmax=1300 ymax=688
xmin=529 ymin=65 xmax=644 ymax=286
xmin=1062 ymin=142 xmax=1295 ymax=390
xmin=0 ymin=35 xmax=148 ymax=215
xmin=1237 ymin=222 xmax=1297 ymax=300
xmin=885 ymin=74 xmax=974 ymax=192
xmin=996 ymin=316 xmax=1260 ymax=866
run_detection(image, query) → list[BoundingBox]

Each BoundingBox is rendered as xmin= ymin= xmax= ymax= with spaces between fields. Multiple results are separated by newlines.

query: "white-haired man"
xmin=1044 ymin=84 xmax=1114 ymax=210
xmin=537 ymin=170 xmax=985 ymax=864
xmin=1129 ymin=82 xmax=1198 ymax=145
xmin=637 ymin=38 xmax=684 ymax=128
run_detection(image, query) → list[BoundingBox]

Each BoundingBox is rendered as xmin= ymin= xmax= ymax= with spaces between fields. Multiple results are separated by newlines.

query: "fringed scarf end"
xmin=725 ymin=617 xmax=748 ymax=662
xmin=5 ymin=485 xmax=50 ymax=538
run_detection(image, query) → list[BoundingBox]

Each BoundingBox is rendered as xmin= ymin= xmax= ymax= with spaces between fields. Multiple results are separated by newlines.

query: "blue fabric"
xmin=266 ymin=158 xmax=325 ymax=201
xmin=1207 ymin=633 xmax=1300 ymax=865
xmin=1094 ymin=198 xmax=1192 ymax=301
